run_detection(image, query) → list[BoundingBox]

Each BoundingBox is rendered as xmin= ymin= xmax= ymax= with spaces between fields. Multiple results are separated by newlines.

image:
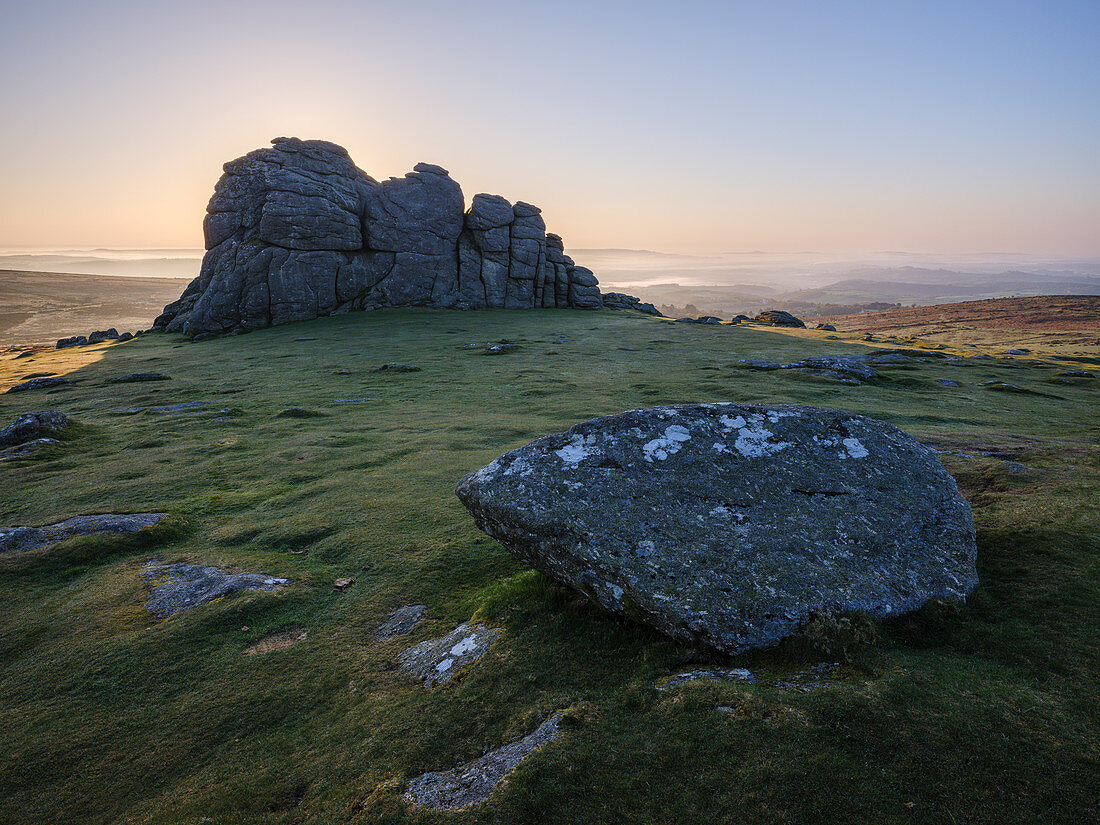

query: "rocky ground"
xmin=0 ymin=307 xmax=1097 ymax=824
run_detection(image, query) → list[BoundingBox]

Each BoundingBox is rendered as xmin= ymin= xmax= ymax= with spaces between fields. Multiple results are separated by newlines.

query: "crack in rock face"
xmin=455 ymin=403 xmax=977 ymax=655
xmin=397 ymin=622 xmax=502 ymax=687
xmin=1 ymin=513 xmax=168 ymax=554
xmin=141 ymin=561 xmax=289 ymax=617
xmin=405 ymin=713 xmax=562 ymax=810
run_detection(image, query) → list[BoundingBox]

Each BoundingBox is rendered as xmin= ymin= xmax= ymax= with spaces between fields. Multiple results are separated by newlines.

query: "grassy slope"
xmin=0 ymin=309 xmax=1097 ymax=825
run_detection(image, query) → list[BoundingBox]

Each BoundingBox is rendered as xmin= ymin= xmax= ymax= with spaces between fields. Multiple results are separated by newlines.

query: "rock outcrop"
xmin=1 ymin=513 xmax=167 ymax=554
xmin=154 ymin=138 xmax=609 ymax=337
xmin=0 ymin=410 xmax=70 ymax=448
xmin=456 ymin=403 xmax=977 ymax=655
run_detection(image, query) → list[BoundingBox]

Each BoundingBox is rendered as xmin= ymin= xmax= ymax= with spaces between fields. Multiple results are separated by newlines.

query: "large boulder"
xmin=456 ymin=403 xmax=977 ymax=654
xmin=154 ymin=138 xmax=603 ymax=336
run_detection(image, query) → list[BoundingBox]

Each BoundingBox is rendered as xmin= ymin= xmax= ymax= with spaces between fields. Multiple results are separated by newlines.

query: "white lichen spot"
xmin=712 ymin=442 xmax=730 ymax=453
xmin=435 ymin=657 xmax=454 ymax=673
xmin=449 ymin=636 xmax=478 ymax=656
xmin=733 ymin=415 xmax=792 ymax=457
xmin=719 ymin=415 xmax=746 ymax=432
xmin=643 ymin=424 xmax=692 ymax=462
xmin=555 ymin=434 xmax=598 ymax=465
xmin=476 ymin=459 xmax=502 ymax=480
xmin=842 ymin=437 xmax=869 ymax=459
xmin=709 ymin=505 xmax=733 ymax=518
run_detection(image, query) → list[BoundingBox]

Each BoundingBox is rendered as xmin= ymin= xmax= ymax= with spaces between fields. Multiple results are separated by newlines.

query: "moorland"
xmin=1 ymin=306 xmax=1098 ymax=824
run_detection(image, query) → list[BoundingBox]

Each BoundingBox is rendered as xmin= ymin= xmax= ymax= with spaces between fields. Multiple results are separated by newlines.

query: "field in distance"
xmin=0 ymin=270 xmax=190 ymax=345
xmin=812 ymin=295 xmax=1100 ymax=353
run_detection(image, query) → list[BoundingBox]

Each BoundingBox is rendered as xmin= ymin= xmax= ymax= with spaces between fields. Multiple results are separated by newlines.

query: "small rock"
xmin=109 ymin=372 xmax=171 ymax=383
xmin=56 ymin=335 xmax=88 ymax=349
xmin=936 ymin=379 xmax=962 ymax=388
xmin=6 ymin=376 xmax=74 ymax=393
xmin=398 ymin=622 xmax=502 ymax=686
xmin=88 ymin=328 xmax=120 ymax=344
xmin=657 ymin=668 xmax=755 ymax=690
xmin=0 ymin=410 xmax=70 ymax=448
xmin=815 ymin=323 xmax=837 ymax=331
xmin=1 ymin=513 xmax=168 ymax=554
xmin=117 ymin=332 xmax=134 ymax=342
xmin=405 ymin=714 xmax=563 ymax=810
xmin=376 ymin=604 xmax=428 ymax=640
xmin=375 ymin=363 xmax=421 ymax=372
xmin=780 ymin=356 xmax=877 ymax=381
xmin=754 ymin=310 xmax=806 ymax=328
xmin=334 ymin=577 xmax=356 ymax=591
xmin=697 ymin=316 xmax=723 ymax=325
xmin=141 ymin=561 xmax=289 ymax=616
xmin=485 ymin=343 xmax=520 ymax=355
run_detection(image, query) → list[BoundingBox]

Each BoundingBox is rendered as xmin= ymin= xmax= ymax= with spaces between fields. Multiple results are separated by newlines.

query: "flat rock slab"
xmin=6 ymin=377 xmax=74 ymax=393
xmin=658 ymin=663 xmax=839 ymax=692
xmin=405 ymin=713 xmax=562 ymax=810
xmin=1 ymin=513 xmax=168 ymax=554
xmin=109 ymin=373 xmax=171 ymax=383
xmin=375 ymin=363 xmax=421 ymax=372
xmin=456 ymin=403 xmax=977 ymax=655
xmin=376 ymin=604 xmax=428 ymax=641
xmin=0 ymin=438 xmax=61 ymax=461
xmin=398 ymin=622 xmax=502 ymax=686
xmin=141 ymin=561 xmax=289 ymax=617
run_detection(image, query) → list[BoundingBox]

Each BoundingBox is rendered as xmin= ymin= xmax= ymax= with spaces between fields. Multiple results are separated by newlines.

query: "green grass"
xmin=1 ymin=309 xmax=1098 ymax=824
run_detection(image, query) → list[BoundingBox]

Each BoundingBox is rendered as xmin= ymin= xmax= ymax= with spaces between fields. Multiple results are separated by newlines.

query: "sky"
xmin=1 ymin=0 xmax=1098 ymax=255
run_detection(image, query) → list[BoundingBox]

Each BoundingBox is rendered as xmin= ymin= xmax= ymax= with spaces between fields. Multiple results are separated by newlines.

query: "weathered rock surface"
xmin=56 ymin=335 xmax=88 ymax=349
xmin=141 ymin=561 xmax=289 ymax=616
xmin=0 ymin=410 xmax=70 ymax=448
xmin=755 ymin=310 xmax=806 ymax=328
xmin=397 ymin=622 xmax=502 ymax=686
xmin=1 ymin=513 xmax=167 ymax=554
xmin=456 ymin=403 xmax=977 ymax=654
xmin=88 ymin=328 xmax=120 ymax=344
xmin=405 ymin=714 xmax=562 ymax=810
xmin=375 ymin=604 xmax=428 ymax=641
xmin=153 ymin=138 xmax=605 ymax=337
xmin=6 ymin=376 xmax=74 ymax=393
xmin=601 ymin=292 xmax=661 ymax=315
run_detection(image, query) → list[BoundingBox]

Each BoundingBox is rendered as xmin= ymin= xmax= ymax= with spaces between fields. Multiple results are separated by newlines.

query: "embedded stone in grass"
xmin=141 ymin=561 xmax=289 ymax=617
xmin=333 ymin=577 xmax=355 ymax=591
xmin=375 ymin=604 xmax=427 ymax=641
xmin=5 ymin=376 xmax=74 ymax=393
xmin=277 ymin=407 xmax=325 ymax=418
xmin=397 ymin=622 xmax=502 ymax=686
xmin=1 ymin=513 xmax=168 ymax=554
xmin=108 ymin=372 xmax=171 ymax=383
xmin=456 ymin=403 xmax=978 ymax=655
xmin=243 ymin=627 xmax=307 ymax=655
xmin=734 ymin=359 xmax=781 ymax=370
xmin=374 ymin=363 xmax=421 ymax=372
xmin=657 ymin=663 xmax=839 ymax=692
xmin=936 ymin=379 xmax=962 ymax=387
xmin=0 ymin=438 xmax=62 ymax=461
xmin=404 ymin=713 xmax=562 ymax=810
xmin=484 ymin=343 xmax=520 ymax=355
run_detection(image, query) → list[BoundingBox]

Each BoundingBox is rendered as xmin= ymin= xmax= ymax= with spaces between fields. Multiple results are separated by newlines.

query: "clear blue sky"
xmin=1 ymin=0 xmax=1097 ymax=254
